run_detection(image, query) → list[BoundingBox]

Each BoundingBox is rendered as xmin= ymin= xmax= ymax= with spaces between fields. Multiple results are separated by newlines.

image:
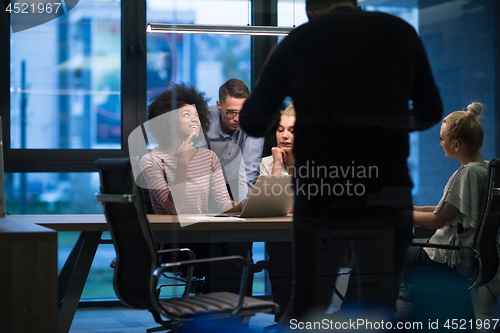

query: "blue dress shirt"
xmin=206 ymin=106 xmax=264 ymax=203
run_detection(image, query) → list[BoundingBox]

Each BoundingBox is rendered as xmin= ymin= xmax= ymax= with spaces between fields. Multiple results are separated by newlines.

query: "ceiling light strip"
xmin=147 ymin=23 xmax=293 ymax=36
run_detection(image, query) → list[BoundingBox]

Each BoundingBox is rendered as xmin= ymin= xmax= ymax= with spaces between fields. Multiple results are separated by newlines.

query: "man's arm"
xmin=240 ymin=41 xmax=290 ymax=138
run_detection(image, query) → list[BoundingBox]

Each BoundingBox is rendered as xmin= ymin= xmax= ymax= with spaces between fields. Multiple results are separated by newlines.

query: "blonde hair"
xmin=443 ymin=102 xmax=484 ymax=152
xmin=282 ymin=102 xmax=296 ymax=117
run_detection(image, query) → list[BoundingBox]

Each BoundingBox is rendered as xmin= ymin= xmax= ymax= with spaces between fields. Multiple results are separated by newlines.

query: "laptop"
xmin=216 ymin=175 xmax=294 ymax=218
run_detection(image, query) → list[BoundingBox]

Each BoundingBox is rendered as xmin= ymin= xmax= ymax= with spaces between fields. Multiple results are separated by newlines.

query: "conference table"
xmin=17 ymin=213 xmax=293 ymax=333
xmin=14 ymin=213 xmax=426 ymax=333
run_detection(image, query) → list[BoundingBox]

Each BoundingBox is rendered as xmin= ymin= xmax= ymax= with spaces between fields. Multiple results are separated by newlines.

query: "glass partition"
xmin=5 ymin=172 xmax=101 ymax=214
xmin=147 ymin=0 xmax=252 ymax=103
xmin=4 ymin=0 xmax=499 ymax=302
xmin=10 ymin=0 xmax=121 ymax=149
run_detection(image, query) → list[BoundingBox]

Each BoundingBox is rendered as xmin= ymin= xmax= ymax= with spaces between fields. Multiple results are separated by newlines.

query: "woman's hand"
xmin=225 ymin=198 xmax=247 ymax=213
xmin=178 ymin=131 xmax=197 ymax=165
xmin=271 ymin=147 xmax=286 ymax=175
xmin=271 ymin=147 xmax=286 ymax=165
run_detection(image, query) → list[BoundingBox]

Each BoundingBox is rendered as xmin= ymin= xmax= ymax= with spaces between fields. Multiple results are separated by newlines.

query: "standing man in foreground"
xmin=240 ymin=0 xmax=443 ymax=320
xmin=206 ymin=78 xmax=265 ymax=204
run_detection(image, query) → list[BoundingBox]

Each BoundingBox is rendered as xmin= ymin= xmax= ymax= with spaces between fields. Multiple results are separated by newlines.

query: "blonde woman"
xmin=260 ymin=102 xmax=296 ymax=176
xmin=407 ymin=102 xmax=489 ymax=279
xmin=404 ymin=102 xmax=489 ymax=323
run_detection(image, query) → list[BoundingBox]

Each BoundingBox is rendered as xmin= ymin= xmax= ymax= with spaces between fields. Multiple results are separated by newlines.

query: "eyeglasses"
xmin=225 ymin=110 xmax=241 ymax=119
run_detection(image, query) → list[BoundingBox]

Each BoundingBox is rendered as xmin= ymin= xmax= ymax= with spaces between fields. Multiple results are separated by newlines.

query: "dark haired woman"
xmin=141 ymin=82 xmax=243 ymax=214
xmin=140 ymin=83 xmax=246 ymax=295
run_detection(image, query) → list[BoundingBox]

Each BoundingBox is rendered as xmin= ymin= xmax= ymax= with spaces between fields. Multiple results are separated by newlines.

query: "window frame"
xmin=1 ymin=0 xmax=146 ymax=173
xmin=1 ymin=0 xmax=279 ymax=173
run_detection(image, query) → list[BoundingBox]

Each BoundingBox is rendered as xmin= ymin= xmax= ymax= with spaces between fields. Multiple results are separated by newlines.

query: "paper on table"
xmin=177 ymin=215 xmax=246 ymax=227
xmin=187 ymin=216 xmax=246 ymax=222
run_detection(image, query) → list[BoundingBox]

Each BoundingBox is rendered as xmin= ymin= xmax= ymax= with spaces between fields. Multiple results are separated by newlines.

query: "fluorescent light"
xmin=147 ymin=23 xmax=293 ymax=36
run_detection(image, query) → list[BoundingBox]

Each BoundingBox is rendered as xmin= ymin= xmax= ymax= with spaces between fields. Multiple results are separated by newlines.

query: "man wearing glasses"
xmin=206 ymin=78 xmax=265 ymax=204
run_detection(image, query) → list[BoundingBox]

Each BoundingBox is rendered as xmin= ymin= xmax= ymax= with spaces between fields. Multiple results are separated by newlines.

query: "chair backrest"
xmin=95 ymin=157 xmax=160 ymax=310
xmin=470 ymin=158 xmax=500 ymax=288
xmin=135 ymin=169 xmax=155 ymax=214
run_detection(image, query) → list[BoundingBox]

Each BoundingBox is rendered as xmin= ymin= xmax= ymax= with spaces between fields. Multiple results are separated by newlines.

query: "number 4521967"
xmin=444 ymin=319 xmax=499 ymax=330
xmin=5 ymin=3 xmax=62 ymax=14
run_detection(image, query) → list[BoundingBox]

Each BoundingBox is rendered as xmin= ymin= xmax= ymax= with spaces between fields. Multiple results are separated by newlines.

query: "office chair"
xmin=404 ymin=158 xmax=500 ymax=320
xmin=95 ymin=158 xmax=279 ymax=332
xmin=134 ymin=169 xmax=207 ymax=295
xmin=135 ymin=158 xmax=260 ymax=295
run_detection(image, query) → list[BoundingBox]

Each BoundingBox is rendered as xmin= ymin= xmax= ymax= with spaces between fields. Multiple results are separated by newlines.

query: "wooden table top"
xmin=9 ymin=214 xmax=293 ymax=232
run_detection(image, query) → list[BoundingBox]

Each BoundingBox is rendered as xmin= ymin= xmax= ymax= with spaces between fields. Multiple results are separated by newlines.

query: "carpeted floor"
xmin=69 ymin=307 xmax=277 ymax=333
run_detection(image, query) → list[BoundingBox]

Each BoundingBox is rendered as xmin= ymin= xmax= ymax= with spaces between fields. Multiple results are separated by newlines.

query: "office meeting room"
xmin=1 ymin=0 xmax=500 ymax=332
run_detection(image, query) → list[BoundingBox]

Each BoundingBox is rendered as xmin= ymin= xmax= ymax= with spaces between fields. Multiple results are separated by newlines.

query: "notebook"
xmin=216 ymin=175 xmax=294 ymax=218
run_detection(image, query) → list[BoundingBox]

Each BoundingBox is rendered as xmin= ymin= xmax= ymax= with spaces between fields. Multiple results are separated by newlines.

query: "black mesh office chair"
xmin=405 ymin=158 xmax=500 ymax=322
xmin=463 ymin=158 xmax=500 ymax=290
xmin=95 ymin=158 xmax=279 ymax=332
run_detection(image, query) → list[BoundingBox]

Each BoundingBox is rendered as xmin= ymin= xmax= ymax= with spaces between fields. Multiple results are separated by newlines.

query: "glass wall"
xmin=146 ymin=0 xmax=252 ymax=104
xmin=276 ymin=0 xmax=499 ymax=207
xmin=278 ymin=0 xmax=307 ymax=27
xmin=5 ymin=172 xmax=101 ymax=214
xmin=10 ymin=0 xmax=121 ymax=150
xmin=4 ymin=0 xmax=499 ymax=301
xmin=9 ymin=0 xmax=122 ymax=299
xmin=145 ymin=0 xmax=269 ymax=295
xmin=413 ymin=0 xmax=497 ymax=205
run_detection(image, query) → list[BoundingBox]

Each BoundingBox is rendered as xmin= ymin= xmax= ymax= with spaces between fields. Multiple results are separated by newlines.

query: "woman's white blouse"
xmin=426 ymin=161 xmax=489 ymax=277
xmin=259 ymin=155 xmax=290 ymax=176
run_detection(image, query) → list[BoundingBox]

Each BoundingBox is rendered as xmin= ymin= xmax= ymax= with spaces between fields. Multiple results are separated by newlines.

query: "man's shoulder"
xmin=360 ymin=10 xmax=417 ymax=34
xmin=208 ymin=104 xmax=219 ymax=117
xmin=285 ymin=8 xmax=415 ymax=46
xmin=314 ymin=7 xmax=415 ymax=31
xmin=205 ymin=105 xmax=220 ymax=138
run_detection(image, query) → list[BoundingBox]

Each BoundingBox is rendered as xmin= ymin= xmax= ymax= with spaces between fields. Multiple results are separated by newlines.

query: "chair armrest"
xmin=156 ymin=248 xmax=196 ymax=296
xmin=96 ymin=193 xmax=134 ymax=203
xmin=411 ymin=242 xmax=478 ymax=257
xmin=157 ymin=247 xmax=195 ymax=259
xmin=158 ymin=247 xmax=196 ymax=262
xmin=153 ymin=255 xmax=247 ymax=274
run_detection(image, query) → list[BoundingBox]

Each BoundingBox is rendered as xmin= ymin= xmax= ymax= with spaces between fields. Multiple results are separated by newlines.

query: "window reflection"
xmin=5 ymin=172 xmax=101 ymax=214
xmin=4 ymin=0 xmax=498 ymax=301
xmin=10 ymin=0 xmax=121 ymax=149
xmin=147 ymin=0 xmax=251 ymax=103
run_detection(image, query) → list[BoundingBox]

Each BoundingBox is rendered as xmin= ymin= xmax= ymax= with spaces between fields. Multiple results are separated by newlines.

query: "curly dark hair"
xmin=146 ymin=83 xmax=211 ymax=148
